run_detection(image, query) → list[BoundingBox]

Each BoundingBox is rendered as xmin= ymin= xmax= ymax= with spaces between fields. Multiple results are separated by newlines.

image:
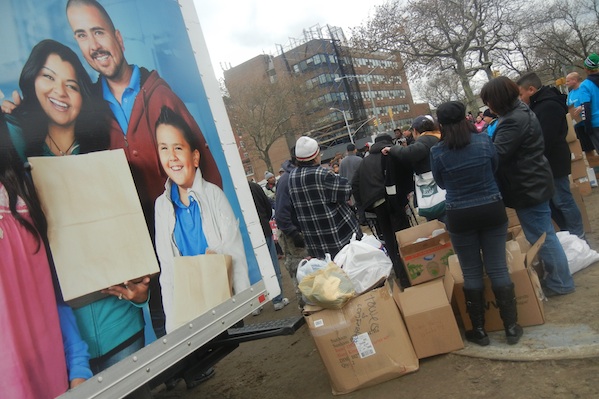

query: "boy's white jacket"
xmin=155 ymin=167 xmax=251 ymax=333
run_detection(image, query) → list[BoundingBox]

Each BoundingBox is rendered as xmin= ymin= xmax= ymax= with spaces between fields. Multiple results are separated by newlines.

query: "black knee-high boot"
xmin=493 ymin=283 xmax=523 ymax=345
xmin=463 ymin=288 xmax=490 ymax=346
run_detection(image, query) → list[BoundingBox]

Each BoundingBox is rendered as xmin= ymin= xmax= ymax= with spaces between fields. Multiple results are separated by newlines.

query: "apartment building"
xmin=224 ymin=24 xmax=430 ymax=181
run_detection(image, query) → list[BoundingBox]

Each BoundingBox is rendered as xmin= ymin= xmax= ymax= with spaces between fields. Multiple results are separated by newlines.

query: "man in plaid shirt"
xmin=288 ymin=136 xmax=361 ymax=258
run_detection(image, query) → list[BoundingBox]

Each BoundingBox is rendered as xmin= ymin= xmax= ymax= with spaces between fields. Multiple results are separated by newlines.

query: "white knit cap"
xmin=295 ymin=136 xmax=319 ymax=162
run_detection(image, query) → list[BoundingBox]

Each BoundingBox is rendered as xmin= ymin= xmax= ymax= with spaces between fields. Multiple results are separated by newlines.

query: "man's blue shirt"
xmin=101 ymin=65 xmax=141 ymax=135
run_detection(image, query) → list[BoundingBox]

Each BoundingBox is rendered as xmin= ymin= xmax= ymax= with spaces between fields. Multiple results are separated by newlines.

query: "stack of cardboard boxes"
xmin=565 ymin=114 xmax=593 ymax=233
xmin=303 ymin=282 xmax=419 ymax=395
xmin=567 ymin=114 xmax=597 ymax=194
xmin=304 ymin=216 xmax=555 ymax=394
xmin=394 ymin=220 xmax=464 ymax=359
xmin=303 ymin=220 xmax=464 ymax=395
xmin=449 ymin=232 xmax=546 ymax=332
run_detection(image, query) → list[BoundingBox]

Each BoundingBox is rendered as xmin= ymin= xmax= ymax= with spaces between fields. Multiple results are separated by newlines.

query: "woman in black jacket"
xmin=480 ymin=77 xmax=574 ymax=298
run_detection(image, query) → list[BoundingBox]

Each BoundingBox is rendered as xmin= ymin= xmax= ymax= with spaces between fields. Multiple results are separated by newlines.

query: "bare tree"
xmin=225 ymin=75 xmax=308 ymax=173
xmin=490 ymin=0 xmax=599 ymax=82
xmin=351 ymin=0 xmax=519 ymax=113
xmin=517 ymin=0 xmax=599 ymax=78
xmin=416 ymin=71 xmax=467 ymax=108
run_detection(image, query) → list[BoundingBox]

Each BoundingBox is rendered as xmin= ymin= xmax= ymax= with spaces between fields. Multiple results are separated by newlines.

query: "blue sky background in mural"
xmin=0 ymin=0 xmax=261 ymax=283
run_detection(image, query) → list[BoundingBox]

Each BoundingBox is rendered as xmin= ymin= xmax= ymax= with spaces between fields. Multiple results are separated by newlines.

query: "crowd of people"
xmin=1 ymin=0 xmax=598 ymax=394
xmin=271 ymin=55 xmax=599 ymax=351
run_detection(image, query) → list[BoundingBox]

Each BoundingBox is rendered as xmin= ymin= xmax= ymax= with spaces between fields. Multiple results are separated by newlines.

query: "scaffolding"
xmin=274 ymin=25 xmax=369 ymax=146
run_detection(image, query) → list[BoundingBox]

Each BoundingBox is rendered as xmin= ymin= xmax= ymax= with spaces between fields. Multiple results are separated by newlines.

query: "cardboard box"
xmin=569 ymin=139 xmax=583 ymax=161
xmin=506 ymin=207 xmax=520 ymax=228
xmin=571 ymin=158 xmax=588 ymax=180
xmin=571 ymin=184 xmax=592 ymax=233
xmin=396 ymin=220 xmax=453 ymax=285
xmin=29 ymin=150 xmax=160 ymax=307
xmin=507 ymin=225 xmax=523 ymax=241
xmin=449 ymin=235 xmax=546 ymax=332
xmin=574 ymin=177 xmax=592 ymax=196
xmin=587 ymin=154 xmax=599 ymax=168
xmin=304 ymin=281 xmax=419 ymax=395
xmin=566 ymin=113 xmax=577 ymax=142
xmin=392 ymin=277 xmax=463 ymax=359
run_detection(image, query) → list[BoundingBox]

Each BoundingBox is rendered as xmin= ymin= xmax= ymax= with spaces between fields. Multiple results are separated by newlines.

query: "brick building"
xmin=223 ymin=25 xmax=430 ymax=181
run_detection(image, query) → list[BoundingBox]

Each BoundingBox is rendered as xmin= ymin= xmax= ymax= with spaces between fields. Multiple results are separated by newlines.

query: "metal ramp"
xmin=221 ymin=315 xmax=306 ymax=344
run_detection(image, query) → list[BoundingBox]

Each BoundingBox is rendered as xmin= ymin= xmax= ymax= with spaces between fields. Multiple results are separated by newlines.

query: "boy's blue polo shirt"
xmin=171 ymin=183 xmax=208 ymax=256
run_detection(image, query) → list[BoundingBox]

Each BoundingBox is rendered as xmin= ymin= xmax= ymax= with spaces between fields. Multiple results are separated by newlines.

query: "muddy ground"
xmin=154 ymin=186 xmax=599 ymax=399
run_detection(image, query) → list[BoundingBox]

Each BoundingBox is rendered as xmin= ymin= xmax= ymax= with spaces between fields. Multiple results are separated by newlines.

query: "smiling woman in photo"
xmin=4 ymin=39 xmax=152 ymax=375
xmin=8 ymin=39 xmax=110 ymax=159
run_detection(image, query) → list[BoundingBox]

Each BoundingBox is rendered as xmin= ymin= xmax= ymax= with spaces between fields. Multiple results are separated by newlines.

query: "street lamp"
xmin=335 ymin=74 xmax=380 ymax=133
xmin=329 ymin=107 xmax=354 ymax=144
xmin=354 ymin=115 xmax=376 ymax=136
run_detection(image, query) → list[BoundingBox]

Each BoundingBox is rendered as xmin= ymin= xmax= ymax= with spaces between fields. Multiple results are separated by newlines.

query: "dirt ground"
xmin=154 ymin=185 xmax=599 ymax=399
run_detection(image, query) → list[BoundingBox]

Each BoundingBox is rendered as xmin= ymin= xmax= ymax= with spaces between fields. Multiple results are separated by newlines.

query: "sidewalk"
xmin=457 ymin=186 xmax=599 ymax=361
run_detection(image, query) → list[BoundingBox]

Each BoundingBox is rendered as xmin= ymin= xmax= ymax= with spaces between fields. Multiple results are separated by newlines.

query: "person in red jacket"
xmin=66 ymin=0 xmax=221 ymax=388
xmin=66 ymin=0 xmax=222 ymax=341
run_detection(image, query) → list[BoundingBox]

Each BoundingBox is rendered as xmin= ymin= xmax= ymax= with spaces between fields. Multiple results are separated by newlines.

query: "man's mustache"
xmin=91 ymin=50 xmax=111 ymax=59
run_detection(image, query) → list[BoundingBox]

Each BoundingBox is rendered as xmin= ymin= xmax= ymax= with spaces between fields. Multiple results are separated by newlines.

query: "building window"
xmin=244 ymin=163 xmax=254 ymax=176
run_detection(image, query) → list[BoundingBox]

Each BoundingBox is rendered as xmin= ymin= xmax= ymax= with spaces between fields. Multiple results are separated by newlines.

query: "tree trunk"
xmin=455 ymin=60 xmax=479 ymax=113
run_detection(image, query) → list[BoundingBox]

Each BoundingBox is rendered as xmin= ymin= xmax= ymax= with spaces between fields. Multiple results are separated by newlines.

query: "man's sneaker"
xmin=273 ymin=298 xmax=290 ymax=311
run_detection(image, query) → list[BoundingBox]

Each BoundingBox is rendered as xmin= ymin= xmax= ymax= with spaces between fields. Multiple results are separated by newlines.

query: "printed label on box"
xmin=314 ymin=319 xmax=324 ymax=328
xmin=353 ymin=332 xmax=376 ymax=359
xmin=403 ymin=242 xmax=453 ymax=261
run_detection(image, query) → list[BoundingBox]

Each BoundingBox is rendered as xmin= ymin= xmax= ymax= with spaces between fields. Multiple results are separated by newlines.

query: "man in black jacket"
xmin=517 ymin=72 xmax=585 ymax=239
xmin=352 ymin=133 xmax=411 ymax=287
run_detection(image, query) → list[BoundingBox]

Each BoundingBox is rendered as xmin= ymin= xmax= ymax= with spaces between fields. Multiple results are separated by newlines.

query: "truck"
xmin=1 ymin=0 xmax=303 ymax=397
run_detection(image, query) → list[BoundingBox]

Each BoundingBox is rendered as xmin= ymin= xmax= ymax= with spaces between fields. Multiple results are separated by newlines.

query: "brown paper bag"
xmin=172 ymin=254 xmax=233 ymax=329
xmin=28 ymin=150 xmax=159 ymax=307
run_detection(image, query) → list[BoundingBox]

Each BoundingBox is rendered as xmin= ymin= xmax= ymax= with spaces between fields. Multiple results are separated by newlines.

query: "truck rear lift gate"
xmin=56 ymin=280 xmax=303 ymax=399
xmin=147 ymin=315 xmax=306 ymax=390
xmin=220 ymin=315 xmax=306 ymax=344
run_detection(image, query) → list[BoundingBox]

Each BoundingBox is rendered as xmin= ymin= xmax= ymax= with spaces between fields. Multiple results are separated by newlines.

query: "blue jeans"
xmin=516 ymin=201 xmax=575 ymax=294
xmin=551 ymin=176 xmax=584 ymax=238
xmin=449 ymin=221 xmax=511 ymax=290
xmin=266 ymin=236 xmax=284 ymax=303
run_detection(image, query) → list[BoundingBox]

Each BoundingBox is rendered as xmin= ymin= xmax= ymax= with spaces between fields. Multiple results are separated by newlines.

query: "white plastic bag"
xmin=296 ymin=254 xmax=332 ymax=285
xmin=556 ymin=231 xmax=599 ymax=275
xmin=334 ymin=234 xmax=393 ymax=294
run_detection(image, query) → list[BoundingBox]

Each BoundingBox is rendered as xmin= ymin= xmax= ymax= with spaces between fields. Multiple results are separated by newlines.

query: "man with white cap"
xmin=288 ymin=136 xmax=360 ymax=258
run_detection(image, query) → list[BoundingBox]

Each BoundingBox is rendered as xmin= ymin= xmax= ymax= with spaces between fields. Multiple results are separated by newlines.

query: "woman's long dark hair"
xmin=0 ymin=118 xmax=47 ymax=251
xmin=17 ymin=39 xmax=110 ymax=156
xmin=440 ymin=119 xmax=478 ymax=150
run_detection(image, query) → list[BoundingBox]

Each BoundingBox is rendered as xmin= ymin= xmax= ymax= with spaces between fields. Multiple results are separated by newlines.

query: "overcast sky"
xmin=192 ymin=0 xmax=386 ymax=80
